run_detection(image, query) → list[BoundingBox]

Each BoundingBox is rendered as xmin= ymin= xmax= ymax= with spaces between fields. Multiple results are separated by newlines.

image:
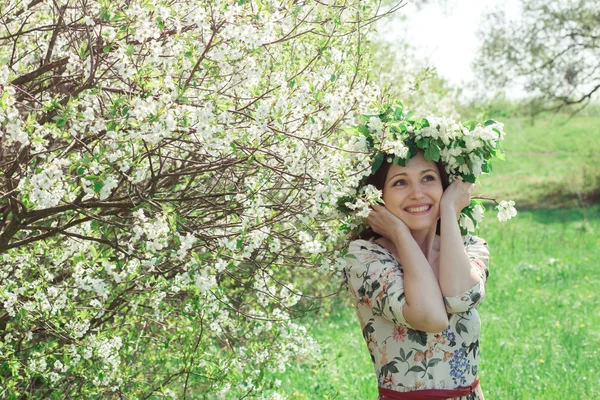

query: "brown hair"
xmin=352 ymin=152 xmax=449 ymax=241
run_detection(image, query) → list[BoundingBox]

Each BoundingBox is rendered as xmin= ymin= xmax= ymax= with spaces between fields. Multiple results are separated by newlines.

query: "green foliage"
xmin=0 ymin=0 xmax=393 ymax=397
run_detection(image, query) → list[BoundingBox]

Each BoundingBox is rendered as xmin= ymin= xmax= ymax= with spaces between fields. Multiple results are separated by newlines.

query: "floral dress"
xmin=343 ymin=236 xmax=490 ymax=400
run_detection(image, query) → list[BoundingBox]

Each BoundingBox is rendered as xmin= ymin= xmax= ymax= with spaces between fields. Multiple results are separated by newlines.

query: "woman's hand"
xmin=440 ymin=178 xmax=474 ymax=215
xmin=367 ymin=204 xmax=410 ymax=239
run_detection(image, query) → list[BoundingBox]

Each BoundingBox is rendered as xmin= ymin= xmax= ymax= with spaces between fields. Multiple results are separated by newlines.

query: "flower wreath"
xmin=339 ymin=101 xmax=517 ymax=235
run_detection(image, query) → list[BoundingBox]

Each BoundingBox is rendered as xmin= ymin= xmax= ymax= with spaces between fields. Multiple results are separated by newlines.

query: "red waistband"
xmin=378 ymin=377 xmax=480 ymax=400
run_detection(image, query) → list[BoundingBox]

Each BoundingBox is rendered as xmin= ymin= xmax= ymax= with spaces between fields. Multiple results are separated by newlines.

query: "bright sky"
xmin=380 ymin=0 xmax=523 ymax=98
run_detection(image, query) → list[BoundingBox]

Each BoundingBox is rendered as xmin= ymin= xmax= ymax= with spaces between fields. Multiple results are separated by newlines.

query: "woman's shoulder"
xmin=348 ymin=238 xmax=376 ymax=248
xmin=463 ymin=234 xmax=488 ymax=247
xmin=346 ymin=239 xmax=398 ymax=264
xmin=348 ymin=239 xmax=388 ymax=254
xmin=462 ymin=234 xmax=490 ymax=267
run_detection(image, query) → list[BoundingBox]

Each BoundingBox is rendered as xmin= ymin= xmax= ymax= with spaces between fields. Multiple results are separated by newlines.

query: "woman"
xmin=344 ymin=150 xmax=489 ymax=399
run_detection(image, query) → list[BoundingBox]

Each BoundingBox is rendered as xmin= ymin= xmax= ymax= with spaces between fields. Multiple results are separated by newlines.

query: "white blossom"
xmin=0 ymin=65 xmax=9 ymax=84
xmin=382 ymin=137 xmax=409 ymax=159
xmin=367 ymin=116 xmax=382 ymax=131
xmin=28 ymin=354 xmax=47 ymax=374
xmin=459 ymin=213 xmax=475 ymax=233
xmin=215 ymin=259 xmax=228 ymax=273
xmin=496 ymin=200 xmax=517 ymax=222
xmin=472 ymin=204 xmax=485 ymax=223
xmin=22 ymin=159 xmax=69 ymax=209
xmin=83 ymin=15 xmax=95 ymax=26
xmin=66 ymin=320 xmax=91 ymax=339
xmin=99 ymin=176 xmax=118 ymax=200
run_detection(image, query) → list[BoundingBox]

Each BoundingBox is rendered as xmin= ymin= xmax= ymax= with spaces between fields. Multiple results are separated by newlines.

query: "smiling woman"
xmin=343 ymin=151 xmax=490 ymax=399
xmin=382 ymin=154 xmax=445 ymax=234
xmin=357 ymin=152 xmax=449 ymax=239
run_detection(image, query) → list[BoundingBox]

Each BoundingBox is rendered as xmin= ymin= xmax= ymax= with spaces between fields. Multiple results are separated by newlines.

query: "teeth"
xmin=406 ymin=205 xmax=430 ymax=213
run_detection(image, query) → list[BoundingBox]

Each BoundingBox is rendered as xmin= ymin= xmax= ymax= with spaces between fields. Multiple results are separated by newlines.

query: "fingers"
xmin=366 ymin=205 xmax=378 ymax=221
xmin=367 ymin=204 xmax=392 ymax=223
xmin=455 ymin=177 xmax=474 ymax=187
xmin=366 ymin=206 xmax=382 ymax=233
xmin=453 ymin=177 xmax=475 ymax=194
xmin=368 ymin=203 xmax=385 ymax=216
xmin=443 ymin=178 xmax=475 ymax=212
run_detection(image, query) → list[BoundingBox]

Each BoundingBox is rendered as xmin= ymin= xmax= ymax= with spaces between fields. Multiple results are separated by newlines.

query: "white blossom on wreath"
xmin=338 ymin=101 xmax=517 ymax=234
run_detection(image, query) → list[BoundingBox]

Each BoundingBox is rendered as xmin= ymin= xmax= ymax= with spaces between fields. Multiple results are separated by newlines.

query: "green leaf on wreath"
xmin=371 ymin=152 xmax=385 ymax=174
xmin=496 ymin=148 xmax=506 ymax=161
xmin=464 ymin=120 xmax=478 ymax=131
xmin=482 ymin=160 xmax=491 ymax=173
xmin=424 ymin=144 xmax=440 ymax=162
xmin=462 ymin=174 xmax=476 ymax=183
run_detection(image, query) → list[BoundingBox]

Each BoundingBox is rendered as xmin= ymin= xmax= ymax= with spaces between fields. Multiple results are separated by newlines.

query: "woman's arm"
xmin=439 ymin=180 xmax=482 ymax=297
xmin=368 ymin=205 xmax=448 ymax=333
xmin=390 ymin=227 xmax=449 ymax=332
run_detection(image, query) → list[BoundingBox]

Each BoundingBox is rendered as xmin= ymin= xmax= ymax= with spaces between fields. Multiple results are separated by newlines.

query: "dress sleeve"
xmin=344 ymin=240 xmax=412 ymax=328
xmin=443 ymin=235 xmax=490 ymax=314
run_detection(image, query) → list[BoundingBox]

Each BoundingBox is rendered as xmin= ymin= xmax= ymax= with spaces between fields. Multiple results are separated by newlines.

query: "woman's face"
xmin=382 ymin=152 xmax=444 ymax=233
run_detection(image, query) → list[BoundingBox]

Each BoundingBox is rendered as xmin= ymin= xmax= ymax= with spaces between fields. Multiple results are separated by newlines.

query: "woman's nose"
xmin=409 ymin=184 xmax=424 ymax=199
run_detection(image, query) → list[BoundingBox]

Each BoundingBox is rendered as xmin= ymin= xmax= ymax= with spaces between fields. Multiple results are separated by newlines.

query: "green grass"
xmin=477 ymin=207 xmax=599 ymax=399
xmin=476 ymin=116 xmax=600 ymax=208
xmin=267 ymin=116 xmax=600 ymax=399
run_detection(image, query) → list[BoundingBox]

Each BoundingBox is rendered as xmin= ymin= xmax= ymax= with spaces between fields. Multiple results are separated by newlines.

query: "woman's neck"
xmin=410 ymin=225 xmax=438 ymax=258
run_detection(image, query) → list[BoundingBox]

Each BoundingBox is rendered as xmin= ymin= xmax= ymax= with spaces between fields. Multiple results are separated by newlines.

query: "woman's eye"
xmin=423 ymin=175 xmax=435 ymax=182
xmin=393 ymin=179 xmax=407 ymax=186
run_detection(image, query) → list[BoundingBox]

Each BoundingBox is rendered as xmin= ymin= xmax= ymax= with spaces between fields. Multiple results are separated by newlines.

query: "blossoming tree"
xmin=0 ymin=0 xmax=409 ymax=397
xmin=475 ymin=0 xmax=600 ymax=111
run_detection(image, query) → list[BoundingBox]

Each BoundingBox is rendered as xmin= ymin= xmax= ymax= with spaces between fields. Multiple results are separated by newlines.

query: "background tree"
xmin=368 ymin=0 xmax=461 ymax=118
xmin=371 ymin=38 xmax=460 ymax=117
xmin=0 ymin=0 xmax=408 ymax=397
xmin=475 ymin=0 xmax=600 ymax=112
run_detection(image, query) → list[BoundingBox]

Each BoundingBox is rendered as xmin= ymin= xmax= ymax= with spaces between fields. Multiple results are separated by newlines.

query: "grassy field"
xmin=268 ymin=116 xmax=600 ymax=399
xmin=476 ymin=116 xmax=600 ymax=208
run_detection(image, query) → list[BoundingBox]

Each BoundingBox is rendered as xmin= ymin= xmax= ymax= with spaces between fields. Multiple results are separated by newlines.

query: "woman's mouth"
xmin=404 ymin=204 xmax=432 ymax=214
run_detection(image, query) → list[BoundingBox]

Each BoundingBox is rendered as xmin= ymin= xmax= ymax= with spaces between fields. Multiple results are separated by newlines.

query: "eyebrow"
xmin=387 ymin=169 xmax=438 ymax=184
